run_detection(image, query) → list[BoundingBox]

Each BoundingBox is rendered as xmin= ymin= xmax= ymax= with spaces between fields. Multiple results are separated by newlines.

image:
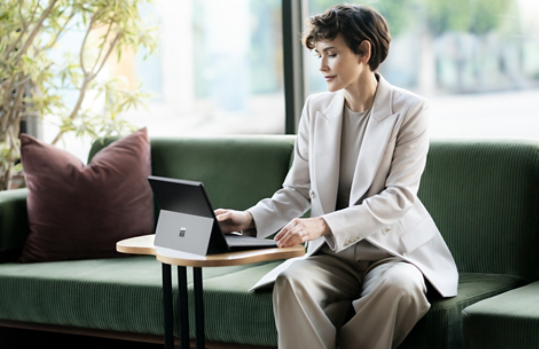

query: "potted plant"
xmin=0 ymin=0 xmax=157 ymax=190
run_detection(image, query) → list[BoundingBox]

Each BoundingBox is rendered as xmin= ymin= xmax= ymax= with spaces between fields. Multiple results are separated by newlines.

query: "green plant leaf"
xmin=13 ymin=163 xmax=23 ymax=173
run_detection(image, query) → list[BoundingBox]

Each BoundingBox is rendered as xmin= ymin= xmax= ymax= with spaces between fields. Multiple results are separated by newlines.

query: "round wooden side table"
xmin=117 ymin=234 xmax=305 ymax=349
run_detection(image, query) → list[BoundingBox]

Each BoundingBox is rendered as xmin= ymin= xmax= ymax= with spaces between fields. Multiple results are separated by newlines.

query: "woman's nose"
xmin=319 ymin=59 xmax=328 ymax=72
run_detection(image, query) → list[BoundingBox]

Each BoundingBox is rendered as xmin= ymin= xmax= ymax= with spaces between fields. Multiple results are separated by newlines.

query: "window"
xmin=303 ymin=0 xmax=539 ymax=139
xmin=44 ymin=0 xmax=285 ymax=163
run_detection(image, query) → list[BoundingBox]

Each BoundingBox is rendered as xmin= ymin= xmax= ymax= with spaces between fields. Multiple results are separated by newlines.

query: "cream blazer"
xmin=246 ymin=73 xmax=458 ymax=297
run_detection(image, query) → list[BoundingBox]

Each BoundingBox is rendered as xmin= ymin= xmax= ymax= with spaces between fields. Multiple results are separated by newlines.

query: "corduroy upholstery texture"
xmin=0 ymin=257 xmax=281 ymax=345
xmin=400 ymin=273 xmax=524 ymax=349
xmin=462 ymin=281 xmax=539 ymax=349
xmin=0 ymin=258 xmax=524 ymax=347
xmin=0 ymin=137 xmax=538 ymax=349
xmin=88 ymin=136 xmax=297 ymax=217
xmin=418 ymin=140 xmax=539 ymax=280
xmin=0 ymin=188 xmax=29 ymax=261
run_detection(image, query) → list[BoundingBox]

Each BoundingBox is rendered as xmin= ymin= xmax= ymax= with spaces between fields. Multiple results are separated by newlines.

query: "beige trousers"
xmin=273 ymin=245 xmax=431 ymax=349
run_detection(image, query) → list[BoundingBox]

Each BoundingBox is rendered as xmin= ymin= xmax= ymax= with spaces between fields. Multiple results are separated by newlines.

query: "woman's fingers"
xmin=215 ymin=209 xmax=236 ymax=223
xmin=276 ymin=217 xmax=328 ymax=247
xmin=277 ymin=225 xmax=304 ymax=248
xmin=216 ymin=213 xmax=230 ymax=222
xmin=214 ymin=208 xmax=228 ymax=216
xmin=274 ymin=228 xmax=286 ymax=242
xmin=275 ymin=219 xmax=297 ymax=244
xmin=283 ymin=230 xmax=302 ymax=247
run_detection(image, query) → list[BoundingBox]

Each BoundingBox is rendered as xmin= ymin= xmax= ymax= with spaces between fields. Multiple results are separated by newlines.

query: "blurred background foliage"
xmin=2 ymin=0 xmax=536 ymax=174
xmin=0 ymin=0 xmax=158 ymax=190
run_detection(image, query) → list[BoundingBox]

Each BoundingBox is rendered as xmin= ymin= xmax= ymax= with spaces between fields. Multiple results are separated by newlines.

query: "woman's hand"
xmin=274 ymin=217 xmax=331 ymax=248
xmin=214 ymin=209 xmax=254 ymax=234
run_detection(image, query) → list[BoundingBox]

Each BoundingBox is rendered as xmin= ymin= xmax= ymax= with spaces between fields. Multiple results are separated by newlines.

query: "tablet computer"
xmin=148 ymin=175 xmax=277 ymax=255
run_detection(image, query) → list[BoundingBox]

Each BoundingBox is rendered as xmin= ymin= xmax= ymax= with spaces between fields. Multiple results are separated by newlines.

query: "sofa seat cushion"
xmin=399 ymin=273 xmax=525 ymax=349
xmin=0 ymin=256 xmax=281 ymax=346
xmin=461 ymin=281 xmax=539 ymax=349
xmin=0 ymin=258 xmax=525 ymax=348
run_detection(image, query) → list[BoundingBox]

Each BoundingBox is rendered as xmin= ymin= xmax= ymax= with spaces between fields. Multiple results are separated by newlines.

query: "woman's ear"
xmin=359 ymin=40 xmax=371 ymax=64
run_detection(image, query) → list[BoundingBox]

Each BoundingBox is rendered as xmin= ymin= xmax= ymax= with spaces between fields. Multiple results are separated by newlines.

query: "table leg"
xmin=161 ymin=264 xmax=174 ymax=349
xmin=178 ymin=266 xmax=190 ymax=349
xmin=193 ymin=267 xmax=205 ymax=349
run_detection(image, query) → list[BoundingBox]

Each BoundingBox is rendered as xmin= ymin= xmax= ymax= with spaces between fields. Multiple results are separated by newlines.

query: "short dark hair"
xmin=303 ymin=4 xmax=391 ymax=72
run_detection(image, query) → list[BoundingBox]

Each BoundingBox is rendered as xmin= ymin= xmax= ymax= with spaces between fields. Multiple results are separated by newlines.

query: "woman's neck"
xmin=343 ymin=72 xmax=379 ymax=113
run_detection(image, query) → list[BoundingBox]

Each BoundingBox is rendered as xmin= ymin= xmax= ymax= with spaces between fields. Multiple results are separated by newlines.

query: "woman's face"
xmin=313 ymin=34 xmax=368 ymax=92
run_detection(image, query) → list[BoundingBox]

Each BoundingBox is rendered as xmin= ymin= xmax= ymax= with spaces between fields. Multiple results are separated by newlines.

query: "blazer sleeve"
xmin=243 ymin=96 xmax=313 ymax=238
xmin=321 ymin=99 xmax=431 ymax=252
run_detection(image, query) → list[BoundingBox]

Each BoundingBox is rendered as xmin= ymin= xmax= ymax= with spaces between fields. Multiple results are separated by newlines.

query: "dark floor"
xmin=0 ymin=327 xmax=163 ymax=349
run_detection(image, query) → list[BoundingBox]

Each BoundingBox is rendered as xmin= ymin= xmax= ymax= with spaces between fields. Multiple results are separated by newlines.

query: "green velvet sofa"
xmin=0 ymin=136 xmax=538 ymax=349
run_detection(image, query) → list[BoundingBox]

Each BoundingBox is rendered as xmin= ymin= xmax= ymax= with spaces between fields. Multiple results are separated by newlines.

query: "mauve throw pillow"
xmin=19 ymin=127 xmax=154 ymax=262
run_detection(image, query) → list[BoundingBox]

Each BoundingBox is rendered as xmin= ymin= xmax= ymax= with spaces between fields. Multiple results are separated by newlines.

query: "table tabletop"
xmin=117 ymin=234 xmax=305 ymax=267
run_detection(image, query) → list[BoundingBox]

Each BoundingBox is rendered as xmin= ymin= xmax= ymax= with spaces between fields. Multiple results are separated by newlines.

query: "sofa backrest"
xmin=88 ymin=134 xmax=297 ymax=220
xmin=419 ymin=139 xmax=539 ymax=281
xmin=89 ymin=136 xmax=539 ymax=281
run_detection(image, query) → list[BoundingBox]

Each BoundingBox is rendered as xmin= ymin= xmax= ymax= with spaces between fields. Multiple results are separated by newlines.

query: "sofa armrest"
xmin=462 ymin=281 xmax=539 ymax=349
xmin=0 ymin=188 xmax=30 ymax=261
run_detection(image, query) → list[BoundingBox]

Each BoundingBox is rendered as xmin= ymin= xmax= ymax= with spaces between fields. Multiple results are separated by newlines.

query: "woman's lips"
xmin=324 ymin=76 xmax=335 ymax=81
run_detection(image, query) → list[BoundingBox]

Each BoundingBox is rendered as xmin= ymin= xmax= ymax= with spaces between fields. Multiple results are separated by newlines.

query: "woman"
xmin=215 ymin=4 xmax=458 ymax=349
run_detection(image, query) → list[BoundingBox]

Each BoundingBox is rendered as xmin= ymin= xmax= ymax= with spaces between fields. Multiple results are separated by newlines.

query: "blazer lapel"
xmin=349 ymin=73 xmax=400 ymax=205
xmin=313 ymin=90 xmax=345 ymax=215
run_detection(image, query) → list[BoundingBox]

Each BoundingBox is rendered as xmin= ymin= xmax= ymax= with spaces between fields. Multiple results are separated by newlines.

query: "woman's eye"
xmin=313 ymin=53 xmax=335 ymax=59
